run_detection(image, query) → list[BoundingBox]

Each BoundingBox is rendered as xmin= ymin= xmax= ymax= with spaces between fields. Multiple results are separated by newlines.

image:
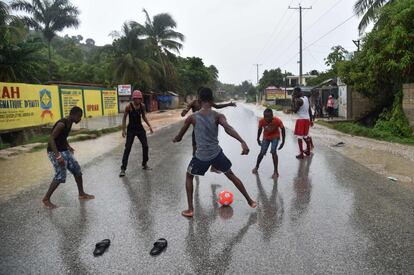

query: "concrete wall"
xmin=338 ymin=85 xmax=348 ymax=118
xmin=349 ymin=89 xmax=377 ymax=120
xmin=403 ymin=83 xmax=414 ymax=133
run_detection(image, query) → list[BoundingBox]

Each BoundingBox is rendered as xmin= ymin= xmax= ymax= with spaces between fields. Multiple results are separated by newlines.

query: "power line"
xmin=255 ymin=0 xmax=295 ymax=62
xmin=304 ymin=14 xmax=356 ymax=51
xmin=267 ymin=36 xmax=299 ymax=67
xmin=304 ymin=0 xmax=346 ymax=32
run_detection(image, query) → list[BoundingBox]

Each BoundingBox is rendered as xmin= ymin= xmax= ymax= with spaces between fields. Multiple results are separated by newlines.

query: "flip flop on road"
xmin=93 ymin=239 xmax=111 ymax=256
xmin=332 ymin=142 xmax=345 ymax=147
xmin=150 ymin=238 xmax=168 ymax=256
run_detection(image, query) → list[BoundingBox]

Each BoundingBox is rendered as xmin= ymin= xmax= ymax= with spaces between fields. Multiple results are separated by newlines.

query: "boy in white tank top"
xmin=291 ymin=87 xmax=314 ymax=159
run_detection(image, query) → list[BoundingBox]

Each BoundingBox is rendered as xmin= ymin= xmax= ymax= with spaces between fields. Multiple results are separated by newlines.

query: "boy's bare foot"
xmin=42 ymin=199 xmax=57 ymax=209
xmin=252 ymin=167 xmax=258 ymax=174
xmin=272 ymin=172 xmax=279 ymax=178
xmin=79 ymin=193 xmax=95 ymax=200
xmin=249 ymin=201 xmax=257 ymax=208
xmin=181 ymin=210 xmax=194 ymax=218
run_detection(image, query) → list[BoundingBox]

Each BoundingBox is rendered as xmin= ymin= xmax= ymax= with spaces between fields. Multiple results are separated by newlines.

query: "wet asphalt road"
xmin=1 ymin=106 xmax=413 ymax=275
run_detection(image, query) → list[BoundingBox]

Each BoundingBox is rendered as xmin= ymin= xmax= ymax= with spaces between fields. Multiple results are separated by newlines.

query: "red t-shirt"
xmin=259 ymin=117 xmax=284 ymax=140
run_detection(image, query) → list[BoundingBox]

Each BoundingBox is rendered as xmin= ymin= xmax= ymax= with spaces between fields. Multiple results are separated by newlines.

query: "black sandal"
xmin=150 ymin=238 xmax=168 ymax=256
xmin=93 ymin=239 xmax=111 ymax=256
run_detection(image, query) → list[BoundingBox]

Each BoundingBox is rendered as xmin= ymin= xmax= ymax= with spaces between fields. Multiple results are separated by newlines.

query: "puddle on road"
xmin=0 ymin=133 xmax=123 ymax=202
xmin=0 ymin=115 xmax=183 ymax=203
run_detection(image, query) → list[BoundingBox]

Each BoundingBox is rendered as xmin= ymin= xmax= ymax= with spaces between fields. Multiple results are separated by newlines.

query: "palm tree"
xmin=137 ymin=9 xmax=185 ymax=90
xmin=354 ymin=0 xmax=394 ymax=33
xmin=0 ymin=0 xmax=26 ymax=45
xmin=0 ymin=37 xmax=46 ymax=82
xmin=11 ymin=0 xmax=79 ymax=80
xmin=112 ymin=21 xmax=152 ymax=87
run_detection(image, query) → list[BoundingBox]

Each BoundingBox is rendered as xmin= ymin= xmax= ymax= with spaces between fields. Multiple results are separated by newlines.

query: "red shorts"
xmin=294 ymin=119 xmax=310 ymax=137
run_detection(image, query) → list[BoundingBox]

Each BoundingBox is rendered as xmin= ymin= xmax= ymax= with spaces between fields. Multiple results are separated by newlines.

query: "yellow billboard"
xmin=83 ymin=89 xmax=102 ymax=118
xmin=102 ymin=90 xmax=118 ymax=115
xmin=266 ymin=89 xmax=285 ymax=100
xmin=60 ymin=88 xmax=84 ymax=117
xmin=0 ymin=83 xmax=60 ymax=131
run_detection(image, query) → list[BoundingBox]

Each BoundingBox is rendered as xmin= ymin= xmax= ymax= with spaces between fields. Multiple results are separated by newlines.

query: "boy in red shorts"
xmin=292 ymin=87 xmax=314 ymax=159
xmin=252 ymin=108 xmax=285 ymax=178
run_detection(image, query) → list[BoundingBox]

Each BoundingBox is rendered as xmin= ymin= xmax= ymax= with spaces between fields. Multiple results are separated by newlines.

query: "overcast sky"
xmin=59 ymin=0 xmax=362 ymax=85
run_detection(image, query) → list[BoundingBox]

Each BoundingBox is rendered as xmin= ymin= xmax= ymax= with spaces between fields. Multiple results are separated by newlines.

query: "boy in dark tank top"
xmin=43 ymin=106 xmax=94 ymax=209
xmin=119 ymin=90 xmax=154 ymax=177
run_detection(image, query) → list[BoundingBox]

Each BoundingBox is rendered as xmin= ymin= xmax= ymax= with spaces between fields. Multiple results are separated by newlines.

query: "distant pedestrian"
xmin=42 ymin=106 xmax=95 ymax=209
xmin=119 ymin=90 xmax=153 ymax=177
xmin=327 ymin=94 xmax=335 ymax=119
xmin=173 ymin=87 xmax=256 ymax=218
xmin=314 ymin=95 xmax=323 ymax=118
xmin=252 ymin=108 xmax=285 ymax=178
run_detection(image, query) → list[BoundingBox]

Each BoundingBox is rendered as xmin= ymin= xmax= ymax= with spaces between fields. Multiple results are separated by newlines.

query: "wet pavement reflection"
xmin=0 ymin=106 xmax=413 ymax=274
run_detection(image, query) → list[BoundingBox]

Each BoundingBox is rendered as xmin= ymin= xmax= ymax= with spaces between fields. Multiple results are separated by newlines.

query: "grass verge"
xmin=264 ymin=104 xmax=284 ymax=111
xmin=316 ymin=120 xmax=414 ymax=145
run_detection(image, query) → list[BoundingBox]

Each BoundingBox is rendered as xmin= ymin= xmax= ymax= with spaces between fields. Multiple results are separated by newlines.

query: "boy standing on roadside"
xmin=292 ymin=87 xmax=314 ymax=159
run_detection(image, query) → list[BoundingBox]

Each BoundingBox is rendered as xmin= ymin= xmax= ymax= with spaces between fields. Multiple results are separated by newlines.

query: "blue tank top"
xmin=194 ymin=110 xmax=221 ymax=161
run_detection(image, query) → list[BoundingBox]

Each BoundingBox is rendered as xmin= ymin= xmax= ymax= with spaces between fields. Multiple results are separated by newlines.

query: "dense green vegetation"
xmin=0 ymin=0 xmax=233 ymax=97
xmin=317 ymin=120 xmax=414 ymax=145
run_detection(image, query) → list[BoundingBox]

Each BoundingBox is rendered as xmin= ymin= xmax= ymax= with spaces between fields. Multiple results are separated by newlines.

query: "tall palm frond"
xmin=11 ymin=0 xmax=80 ymax=80
xmin=354 ymin=0 xmax=393 ymax=33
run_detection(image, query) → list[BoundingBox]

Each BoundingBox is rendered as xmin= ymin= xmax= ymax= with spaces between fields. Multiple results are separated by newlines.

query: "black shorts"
xmin=187 ymin=151 xmax=232 ymax=176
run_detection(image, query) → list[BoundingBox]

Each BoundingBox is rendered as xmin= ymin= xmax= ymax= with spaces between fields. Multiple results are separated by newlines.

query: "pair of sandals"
xmin=93 ymin=238 xmax=167 ymax=257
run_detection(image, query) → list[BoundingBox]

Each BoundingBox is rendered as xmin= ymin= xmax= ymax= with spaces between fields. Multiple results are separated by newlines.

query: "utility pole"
xmin=253 ymin=64 xmax=262 ymax=85
xmin=253 ymin=64 xmax=262 ymax=103
xmin=352 ymin=39 xmax=360 ymax=51
xmin=284 ymin=70 xmax=287 ymax=99
xmin=289 ymin=4 xmax=312 ymax=86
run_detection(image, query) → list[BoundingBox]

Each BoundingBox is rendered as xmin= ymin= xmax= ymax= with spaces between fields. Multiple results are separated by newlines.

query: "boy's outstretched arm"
xmin=212 ymin=101 xmax=236 ymax=109
xmin=218 ymin=113 xmax=249 ymax=155
xmin=278 ymin=127 xmax=286 ymax=150
xmin=257 ymin=127 xmax=263 ymax=146
xmin=181 ymin=101 xmax=194 ymax=117
xmin=173 ymin=115 xmax=193 ymax=142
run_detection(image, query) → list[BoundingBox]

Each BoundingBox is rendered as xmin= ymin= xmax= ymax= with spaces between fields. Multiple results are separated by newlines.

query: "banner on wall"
xmin=60 ymin=88 xmax=84 ymax=117
xmin=83 ymin=89 xmax=102 ymax=117
xmin=117 ymin=84 xmax=131 ymax=96
xmin=265 ymin=87 xmax=285 ymax=100
xmin=102 ymin=90 xmax=118 ymax=115
xmin=0 ymin=83 xmax=60 ymax=131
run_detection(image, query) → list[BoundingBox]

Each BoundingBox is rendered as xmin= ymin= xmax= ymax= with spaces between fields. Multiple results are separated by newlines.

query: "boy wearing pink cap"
xmin=119 ymin=90 xmax=153 ymax=177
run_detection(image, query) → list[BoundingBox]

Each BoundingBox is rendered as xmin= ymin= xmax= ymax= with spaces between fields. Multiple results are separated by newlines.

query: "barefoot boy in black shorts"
xmin=173 ymin=87 xmax=257 ymax=218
